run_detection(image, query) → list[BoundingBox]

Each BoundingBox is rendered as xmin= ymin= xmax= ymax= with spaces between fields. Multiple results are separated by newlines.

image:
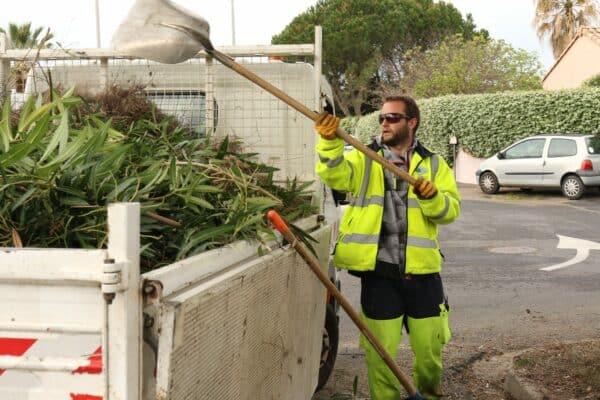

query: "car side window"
xmin=504 ymin=138 xmax=545 ymax=159
xmin=586 ymin=136 xmax=600 ymax=154
xmin=548 ymin=138 xmax=577 ymax=157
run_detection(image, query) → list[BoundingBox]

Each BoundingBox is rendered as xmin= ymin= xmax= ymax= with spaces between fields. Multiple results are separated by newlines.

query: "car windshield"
xmin=586 ymin=136 xmax=600 ymax=154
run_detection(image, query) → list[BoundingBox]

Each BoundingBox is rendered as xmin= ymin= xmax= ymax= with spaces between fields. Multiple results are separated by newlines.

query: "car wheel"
xmin=561 ymin=174 xmax=586 ymax=200
xmin=316 ymin=303 xmax=339 ymax=392
xmin=479 ymin=171 xmax=499 ymax=194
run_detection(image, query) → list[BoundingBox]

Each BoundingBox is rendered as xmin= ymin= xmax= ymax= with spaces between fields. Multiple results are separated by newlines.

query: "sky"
xmin=0 ymin=0 xmax=555 ymax=70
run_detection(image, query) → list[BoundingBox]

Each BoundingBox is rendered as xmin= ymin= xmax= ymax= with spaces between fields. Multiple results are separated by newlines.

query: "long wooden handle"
xmin=209 ymin=49 xmax=417 ymax=186
xmin=266 ymin=210 xmax=418 ymax=396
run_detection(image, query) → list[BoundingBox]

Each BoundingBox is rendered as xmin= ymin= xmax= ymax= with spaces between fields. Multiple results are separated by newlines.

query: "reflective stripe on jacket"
xmin=316 ymin=136 xmax=461 ymax=274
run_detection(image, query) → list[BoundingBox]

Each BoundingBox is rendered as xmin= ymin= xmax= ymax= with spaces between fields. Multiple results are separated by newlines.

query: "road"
xmin=314 ymin=184 xmax=600 ymax=399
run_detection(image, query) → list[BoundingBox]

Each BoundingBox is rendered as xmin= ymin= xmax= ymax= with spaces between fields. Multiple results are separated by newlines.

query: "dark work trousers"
xmin=358 ymin=270 xmax=450 ymax=399
xmin=360 ymin=272 xmax=445 ymax=320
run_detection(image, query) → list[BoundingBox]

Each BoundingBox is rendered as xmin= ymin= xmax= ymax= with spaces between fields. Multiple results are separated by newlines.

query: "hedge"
xmin=344 ymin=88 xmax=600 ymax=163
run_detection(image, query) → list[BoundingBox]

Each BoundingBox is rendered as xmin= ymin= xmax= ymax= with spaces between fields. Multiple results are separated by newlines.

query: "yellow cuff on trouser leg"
xmin=406 ymin=304 xmax=451 ymax=399
xmin=359 ymin=310 xmax=404 ymax=400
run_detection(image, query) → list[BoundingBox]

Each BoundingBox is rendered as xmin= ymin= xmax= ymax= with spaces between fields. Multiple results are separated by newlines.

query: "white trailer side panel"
xmin=0 ymin=203 xmax=141 ymax=400
xmin=0 ymin=249 xmax=107 ymax=400
xmin=151 ymin=224 xmax=331 ymax=400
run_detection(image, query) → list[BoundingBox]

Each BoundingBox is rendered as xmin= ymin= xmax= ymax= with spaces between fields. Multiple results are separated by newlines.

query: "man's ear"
xmin=408 ymin=118 xmax=418 ymax=130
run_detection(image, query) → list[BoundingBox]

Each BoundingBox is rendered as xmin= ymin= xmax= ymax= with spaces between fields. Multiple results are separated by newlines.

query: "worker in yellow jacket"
xmin=315 ymin=95 xmax=461 ymax=399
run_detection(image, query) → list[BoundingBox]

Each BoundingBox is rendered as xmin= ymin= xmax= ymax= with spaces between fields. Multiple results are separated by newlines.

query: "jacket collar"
xmin=368 ymin=136 xmax=434 ymax=158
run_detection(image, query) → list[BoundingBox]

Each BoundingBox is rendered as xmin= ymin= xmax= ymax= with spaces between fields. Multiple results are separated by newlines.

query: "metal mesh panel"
xmin=157 ymin=226 xmax=331 ymax=400
xmin=9 ymin=50 xmax=321 ymax=181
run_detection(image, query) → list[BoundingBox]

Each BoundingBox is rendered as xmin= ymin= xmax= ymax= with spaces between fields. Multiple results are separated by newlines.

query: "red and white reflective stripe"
xmin=70 ymin=394 xmax=103 ymax=400
xmin=0 ymin=338 xmax=37 ymax=375
xmin=0 ymin=336 xmax=103 ymax=399
xmin=72 ymin=347 xmax=103 ymax=375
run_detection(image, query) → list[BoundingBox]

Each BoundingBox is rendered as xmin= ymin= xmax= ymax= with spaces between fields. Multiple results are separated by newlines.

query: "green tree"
xmin=272 ymin=0 xmax=484 ymax=116
xmin=399 ymin=35 xmax=543 ymax=98
xmin=582 ymin=73 xmax=600 ymax=87
xmin=533 ymin=0 xmax=600 ymax=59
xmin=0 ymin=22 xmax=53 ymax=49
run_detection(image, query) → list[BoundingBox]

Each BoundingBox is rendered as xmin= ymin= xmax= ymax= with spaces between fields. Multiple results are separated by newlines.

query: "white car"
xmin=476 ymin=134 xmax=600 ymax=199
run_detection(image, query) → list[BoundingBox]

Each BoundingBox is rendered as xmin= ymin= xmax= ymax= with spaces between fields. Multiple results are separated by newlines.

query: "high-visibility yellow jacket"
xmin=316 ymin=136 xmax=461 ymax=274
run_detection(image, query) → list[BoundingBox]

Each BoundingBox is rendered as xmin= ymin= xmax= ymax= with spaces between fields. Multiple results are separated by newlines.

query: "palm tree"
xmin=533 ymin=0 xmax=600 ymax=59
xmin=0 ymin=23 xmax=54 ymax=93
xmin=0 ymin=22 xmax=53 ymax=49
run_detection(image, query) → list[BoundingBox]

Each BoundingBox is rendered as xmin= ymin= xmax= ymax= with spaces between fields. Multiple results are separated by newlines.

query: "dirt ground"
xmin=513 ymin=340 xmax=600 ymax=400
xmin=314 ymin=339 xmax=600 ymax=400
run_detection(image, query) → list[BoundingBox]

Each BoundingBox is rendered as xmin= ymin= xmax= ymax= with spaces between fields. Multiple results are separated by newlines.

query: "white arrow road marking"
xmin=540 ymin=234 xmax=600 ymax=271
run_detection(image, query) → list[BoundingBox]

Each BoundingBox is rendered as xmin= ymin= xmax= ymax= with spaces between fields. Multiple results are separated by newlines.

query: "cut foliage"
xmin=0 ymin=87 xmax=317 ymax=271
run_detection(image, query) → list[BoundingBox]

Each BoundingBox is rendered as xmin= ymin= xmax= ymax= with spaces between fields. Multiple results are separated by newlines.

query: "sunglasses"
xmin=378 ymin=113 xmax=410 ymax=124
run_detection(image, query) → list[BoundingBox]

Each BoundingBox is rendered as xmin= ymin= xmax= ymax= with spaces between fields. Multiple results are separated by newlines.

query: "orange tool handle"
xmin=266 ymin=210 xmax=291 ymax=236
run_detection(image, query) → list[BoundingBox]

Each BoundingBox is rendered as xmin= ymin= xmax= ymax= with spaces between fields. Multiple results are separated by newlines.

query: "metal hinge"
xmin=102 ymin=258 xmax=128 ymax=303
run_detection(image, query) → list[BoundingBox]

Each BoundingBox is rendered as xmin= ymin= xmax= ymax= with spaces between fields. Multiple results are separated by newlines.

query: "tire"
xmin=479 ymin=171 xmax=499 ymax=194
xmin=561 ymin=174 xmax=585 ymax=200
xmin=316 ymin=303 xmax=339 ymax=391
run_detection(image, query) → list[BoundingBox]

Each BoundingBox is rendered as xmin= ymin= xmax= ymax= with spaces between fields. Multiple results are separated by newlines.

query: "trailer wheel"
xmin=316 ymin=303 xmax=339 ymax=391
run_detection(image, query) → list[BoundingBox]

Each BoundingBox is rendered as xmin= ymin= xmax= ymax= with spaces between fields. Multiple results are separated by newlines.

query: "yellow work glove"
xmin=414 ymin=177 xmax=438 ymax=199
xmin=314 ymin=112 xmax=340 ymax=140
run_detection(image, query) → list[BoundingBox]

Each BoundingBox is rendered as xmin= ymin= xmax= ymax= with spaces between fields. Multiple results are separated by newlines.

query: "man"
xmin=314 ymin=95 xmax=461 ymax=399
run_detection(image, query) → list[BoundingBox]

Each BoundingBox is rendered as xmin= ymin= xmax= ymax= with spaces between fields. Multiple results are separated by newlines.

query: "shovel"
xmin=111 ymin=0 xmax=418 ymax=187
xmin=266 ymin=210 xmax=427 ymax=400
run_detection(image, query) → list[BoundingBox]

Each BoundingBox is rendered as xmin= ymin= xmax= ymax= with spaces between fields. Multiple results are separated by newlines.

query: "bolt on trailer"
xmin=0 ymin=27 xmax=342 ymax=398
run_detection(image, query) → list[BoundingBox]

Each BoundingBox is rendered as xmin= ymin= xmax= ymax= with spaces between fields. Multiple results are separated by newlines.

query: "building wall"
xmin=455 ymin=147 xmax=484 ymax=185
xmin=543 ymin=36 xmax=600 ymax=90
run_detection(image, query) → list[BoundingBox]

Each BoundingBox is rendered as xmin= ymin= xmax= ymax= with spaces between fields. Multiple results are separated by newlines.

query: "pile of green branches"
xmin=0 ymin=88 xmax=317 ymax=271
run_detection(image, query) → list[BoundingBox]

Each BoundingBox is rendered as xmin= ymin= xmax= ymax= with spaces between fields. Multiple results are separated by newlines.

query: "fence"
xmin=0 ymin=28 xmax=329 ymax=182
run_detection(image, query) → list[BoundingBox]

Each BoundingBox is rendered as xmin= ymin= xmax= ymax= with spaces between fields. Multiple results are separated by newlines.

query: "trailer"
xmin=0 ymin=29 xmax=341 ymax=399
xmin=0 ymin=203 xmax=333 ymax=400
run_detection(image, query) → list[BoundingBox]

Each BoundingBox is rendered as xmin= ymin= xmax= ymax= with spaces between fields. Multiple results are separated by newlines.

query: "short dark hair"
xmin=384 ymin=95 xmax=420 ymax=133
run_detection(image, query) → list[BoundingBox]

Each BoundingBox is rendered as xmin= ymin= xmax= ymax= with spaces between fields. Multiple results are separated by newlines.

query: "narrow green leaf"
xmin=106 ymin=177 xmax=138 ymax=201
xmin=178 ymin=194 xmax=214 ymax=209
xmin=246 ymin=196 xmax=279 ymax=208
xmin=194 ymin=185 xmax=222 ymax=193
xmin=216 ymin=135 xmax=230 ymax=159
xmin=60 ymin=196 xmax=90 ymax=207
xmin=15 ymin=96 xmax=35 ymax=137
xmin=62 ymin=86 xmax=76 ymax=98
xmin=0 ymin=113 xmax=51 ymax=167
xmin=177 ymin=225 xmax=234 ymax=258
xmin=57 ymin=186 xmax=86 ymax=197
xmin=11 ymin=187 xmax=37 ymax=211
xmin=39 ymin=110 xmax=69 ymax=162
xmin=0 ymin=98 xmax=13 ymax=152
xmin=139 ymin=165 xmax=169 ymax=195
xmin=95 ymin=144 xmax=130 ymax=177
xmin=37 ymin=127 xmax=88 ymax=174
xmin=18 ymin=102 xmax=53 ymax=133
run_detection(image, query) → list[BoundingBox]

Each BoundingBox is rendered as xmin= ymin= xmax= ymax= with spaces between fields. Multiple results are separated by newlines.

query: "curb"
xmin=504 ymin=372 xmax=545 ymax=400
xmin=471 ymin=349 xmax=547 ymax=400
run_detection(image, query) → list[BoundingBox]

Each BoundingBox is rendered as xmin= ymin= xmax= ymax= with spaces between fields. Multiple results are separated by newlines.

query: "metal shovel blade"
xmin=111 ymin=0 xmax=210 ymax=64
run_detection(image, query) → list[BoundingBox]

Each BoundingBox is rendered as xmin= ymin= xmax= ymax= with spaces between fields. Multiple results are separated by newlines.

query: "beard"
xmin=382 ymin=124 xmax=410 ymax=147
